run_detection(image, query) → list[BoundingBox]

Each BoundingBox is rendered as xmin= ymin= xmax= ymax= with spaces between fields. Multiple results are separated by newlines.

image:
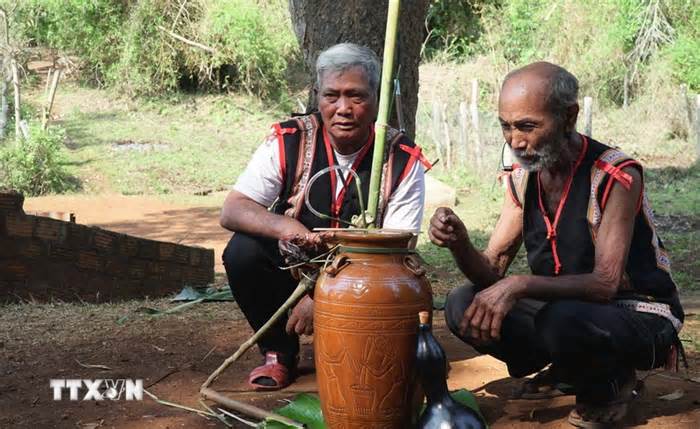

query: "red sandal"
xmin=247 ymin=352 xmax=296 ymax=391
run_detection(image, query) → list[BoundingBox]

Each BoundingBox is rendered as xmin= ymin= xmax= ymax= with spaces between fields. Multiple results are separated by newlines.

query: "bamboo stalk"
xmin=366 ymin=0 xmax=400 ymax=226
xmin=200 ymin=277 xmax=314 ymax=391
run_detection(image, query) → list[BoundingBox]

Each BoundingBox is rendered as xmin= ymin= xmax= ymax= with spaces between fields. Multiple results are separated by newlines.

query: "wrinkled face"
xmin=318 ymin=66 xmax=377 ymax=153
xmin=498 ymin=77 xmax=570 ymax=171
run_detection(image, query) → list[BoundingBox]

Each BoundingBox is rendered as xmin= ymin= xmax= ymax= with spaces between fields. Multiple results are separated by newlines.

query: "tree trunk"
xmin=288 ymin=0 xmax=429 ymax=140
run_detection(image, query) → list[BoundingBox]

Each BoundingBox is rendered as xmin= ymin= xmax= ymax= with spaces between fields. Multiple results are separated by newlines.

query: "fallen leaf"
xmin=658 ymin=389 xmax=684 ymax=401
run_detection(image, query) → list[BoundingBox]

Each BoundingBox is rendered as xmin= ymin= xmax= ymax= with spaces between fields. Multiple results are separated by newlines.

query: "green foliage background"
xmin=4 ymin=0 xmax=298 ymax=98
xmin=4 ymin=0 xmax=696 ymax=102
xmin=424 ymin=0 xmax=699 ymax=102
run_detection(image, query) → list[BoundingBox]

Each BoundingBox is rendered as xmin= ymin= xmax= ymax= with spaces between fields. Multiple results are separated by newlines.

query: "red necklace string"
xmin=535 ymin=135 xmax=589 ymax=275
xmin=322 ymin=127 xmax=374 ymax=228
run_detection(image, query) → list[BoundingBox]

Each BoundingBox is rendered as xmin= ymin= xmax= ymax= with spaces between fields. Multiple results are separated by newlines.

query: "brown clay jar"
xmin=314 ymin=230 xmax=433 ymax=429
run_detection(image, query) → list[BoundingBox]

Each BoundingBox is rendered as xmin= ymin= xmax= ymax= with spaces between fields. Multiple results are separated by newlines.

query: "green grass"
xmin=645 ymin=163 xmax=700 ymax=217
xmin=25 ymin=84 xmax=289 ymax=195
xmin=645 ymin=162 xmax=700 ymax=291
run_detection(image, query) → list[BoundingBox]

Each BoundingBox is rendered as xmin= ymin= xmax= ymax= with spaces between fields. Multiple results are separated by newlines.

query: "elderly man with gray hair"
xmin=219 ymin=43 xmax=429 ymax=391
xmin=430 ymin=62 xmax=684 ymax=427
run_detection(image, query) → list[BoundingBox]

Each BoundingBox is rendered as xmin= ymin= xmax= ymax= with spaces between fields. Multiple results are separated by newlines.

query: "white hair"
xmin=315 ymin=43 xmax=380 ymax=95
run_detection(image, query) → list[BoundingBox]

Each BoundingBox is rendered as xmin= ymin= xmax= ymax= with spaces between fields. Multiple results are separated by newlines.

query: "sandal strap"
xmin=248 ymin=352 xmax=294 ymax=390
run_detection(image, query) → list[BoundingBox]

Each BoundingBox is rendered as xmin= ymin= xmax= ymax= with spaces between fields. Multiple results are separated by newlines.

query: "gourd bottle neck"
xmin=417 ymin=322 xmax=451 ymax=402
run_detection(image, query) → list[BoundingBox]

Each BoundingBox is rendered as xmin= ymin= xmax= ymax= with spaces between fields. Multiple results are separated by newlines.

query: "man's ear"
xmin=566 ymin=103 xmax=579 ymax=133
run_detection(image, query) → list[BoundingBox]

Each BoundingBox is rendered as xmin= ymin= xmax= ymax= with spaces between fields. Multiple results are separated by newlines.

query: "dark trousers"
xmin=222 ymin=232 xmax=300 ymax=364
xmin=444 ymin=283 xmax=677 ymax=403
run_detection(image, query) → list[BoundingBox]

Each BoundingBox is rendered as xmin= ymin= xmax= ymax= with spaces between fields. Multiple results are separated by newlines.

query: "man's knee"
xmin=222 ymin=232 xmax=281 ymax=285
xmin=444 ymin=283 xmax=477 ymax=337
xmin=535 ymin=301 xmax=611 ymax=356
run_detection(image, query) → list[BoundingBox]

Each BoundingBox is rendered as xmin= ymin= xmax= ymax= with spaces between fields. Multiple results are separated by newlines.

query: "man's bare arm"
xmin=219 ymin=190 xmax=309 ymax=240
xmin=429 ymin=187 xmax=523 ymax=288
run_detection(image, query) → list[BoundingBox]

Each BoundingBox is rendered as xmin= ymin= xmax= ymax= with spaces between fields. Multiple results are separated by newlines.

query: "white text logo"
xmin=50 ymin=379 xmax=143 ymax=401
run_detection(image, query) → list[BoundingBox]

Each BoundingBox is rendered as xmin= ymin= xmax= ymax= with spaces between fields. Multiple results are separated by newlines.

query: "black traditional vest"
xmin=507 ymin=136 xmax=683 ymax=324
xmin=268 ymin=113 xmax=428 ymax=231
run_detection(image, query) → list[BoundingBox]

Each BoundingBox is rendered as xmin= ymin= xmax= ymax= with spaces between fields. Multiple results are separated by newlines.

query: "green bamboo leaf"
xmin=260 ymin=393 xmax=325 ymax=429
xmin=450 ymin=388 xmax=488 ymax=427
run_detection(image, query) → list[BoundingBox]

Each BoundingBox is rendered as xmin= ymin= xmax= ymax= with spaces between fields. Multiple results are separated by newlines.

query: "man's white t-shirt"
xmin=234 ymin=132 xmax=425 ymax=231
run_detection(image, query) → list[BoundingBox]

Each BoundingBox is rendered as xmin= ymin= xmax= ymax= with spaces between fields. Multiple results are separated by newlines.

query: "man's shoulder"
xmin=274 ymin=112 xmax=321 ymax=131
xmin=586 ymin=136 xmax=638 ymax=167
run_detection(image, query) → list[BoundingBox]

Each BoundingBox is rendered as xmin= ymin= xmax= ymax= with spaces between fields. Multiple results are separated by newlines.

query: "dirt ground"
xmin=2 ymin=194 xmax=698 ymax=428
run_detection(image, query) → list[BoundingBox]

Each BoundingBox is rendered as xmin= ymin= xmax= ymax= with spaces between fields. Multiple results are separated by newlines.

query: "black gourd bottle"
xmin=416 ymin=311 xmax=485 ymax=429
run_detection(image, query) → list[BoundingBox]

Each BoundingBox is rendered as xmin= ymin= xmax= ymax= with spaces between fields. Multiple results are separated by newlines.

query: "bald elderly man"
xmin=429 ymin=62 xmax=683 ymax=427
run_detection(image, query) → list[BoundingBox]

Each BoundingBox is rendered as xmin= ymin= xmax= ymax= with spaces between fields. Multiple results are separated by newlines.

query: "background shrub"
xmin=8 ymin=0 xmax=127 ymax=86
xmin=4 ymin=0 xmax=298 ymax=98
xmin=0 ymin=126 xmax=77 ymax=196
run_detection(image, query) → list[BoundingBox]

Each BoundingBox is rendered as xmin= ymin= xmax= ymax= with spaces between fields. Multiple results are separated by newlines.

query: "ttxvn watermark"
xmin=50 ymin=379 xmax=143 ymax=401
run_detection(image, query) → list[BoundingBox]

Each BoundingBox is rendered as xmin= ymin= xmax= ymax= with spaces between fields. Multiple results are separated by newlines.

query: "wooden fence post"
xmin=680 ymin=84 xmax=694 ymax=132
xmin=0 ymin=77 xmax=7 ymax=140
xmin=42 ymin=68 xmax=61 ymax=130
xmin=44 ymin=67 xmax=53 ymax=98
xmin=431 ymin=100 xmax=443 ymax=165
xmin=695 ymin=94 xmax=700 ymax=158
xmin=441 ymin=103 xmax=451 ymax=169
xmin=458 ymin=101 xmax=469 ymax=166
xmin=583 ymin=96 xmax=593 ymax=137
xmin=470 ymin=79 xmax=482 ymax=170
xmin=11 ymin=58 xmax=20 ymax=141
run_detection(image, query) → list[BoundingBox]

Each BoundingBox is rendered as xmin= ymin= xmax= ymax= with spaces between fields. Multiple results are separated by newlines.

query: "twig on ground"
xmin=199 ymin=399 xmax=233 ymax=428
xmin=218 ymin=408 xmax=258 ymax=427
xmin=201 ymin=387 xmax=304 ymax=428
xmin=143 ymin=388 xmax=214 ymax=419
xmin=75 ymin=359 xmax=112 ymax=371
xmin=200 ymin=346 xmax=216 ymax=362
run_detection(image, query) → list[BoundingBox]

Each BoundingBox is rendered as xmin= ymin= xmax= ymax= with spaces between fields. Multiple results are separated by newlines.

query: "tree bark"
xmin=288 ymin=0 xmax=429 ymax=140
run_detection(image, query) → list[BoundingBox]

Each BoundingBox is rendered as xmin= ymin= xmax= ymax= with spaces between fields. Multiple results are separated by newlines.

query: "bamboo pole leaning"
xmin=200 ymin=276 xmax=314 ymax=392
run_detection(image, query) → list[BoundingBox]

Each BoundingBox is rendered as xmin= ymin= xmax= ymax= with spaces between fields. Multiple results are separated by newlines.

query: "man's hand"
xmin=460 ymin=276 xmax=523 ymax=342
xmin=428 ymin=207 xmax=469 ymax=249
xmin=286 ymin=295 xmax=314 ymax=336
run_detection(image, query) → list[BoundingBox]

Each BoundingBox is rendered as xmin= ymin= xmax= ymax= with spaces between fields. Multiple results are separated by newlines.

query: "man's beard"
xmin=511 ymin=130 xmax=571 ymax=172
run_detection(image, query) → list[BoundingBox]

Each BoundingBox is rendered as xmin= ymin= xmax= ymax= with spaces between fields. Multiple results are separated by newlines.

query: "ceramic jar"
xmin=314 ymin=230 xmax=433 ymax=428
